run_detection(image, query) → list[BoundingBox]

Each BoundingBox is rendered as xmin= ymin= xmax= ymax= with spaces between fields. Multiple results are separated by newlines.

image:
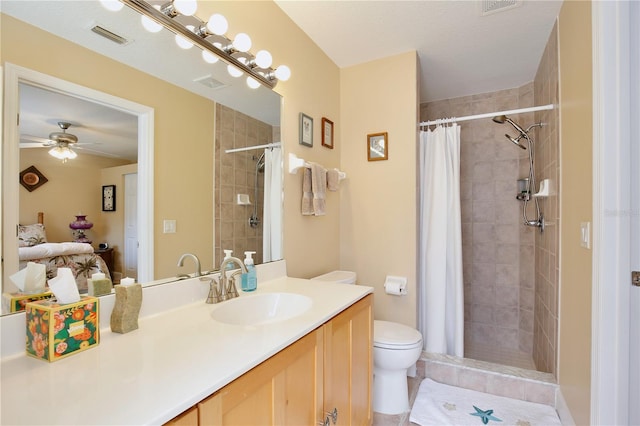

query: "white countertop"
xmin=1 ymin=275 xmax=372 ymax=425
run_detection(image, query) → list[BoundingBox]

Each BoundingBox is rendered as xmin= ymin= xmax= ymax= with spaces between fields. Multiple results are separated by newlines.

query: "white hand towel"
xmin=327 ymin=169 xmax=340 ymax=191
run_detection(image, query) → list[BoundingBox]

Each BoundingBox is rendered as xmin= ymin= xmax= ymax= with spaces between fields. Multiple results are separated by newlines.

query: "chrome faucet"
xmin=177 ymin=253 xmax=202 ymax=277
xmin=218 ymin=256 xmax=247 ymax=302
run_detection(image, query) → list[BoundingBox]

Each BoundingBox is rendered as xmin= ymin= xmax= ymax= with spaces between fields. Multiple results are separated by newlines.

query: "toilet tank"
xmin=310 ymin=270 xmax=356 ymax=284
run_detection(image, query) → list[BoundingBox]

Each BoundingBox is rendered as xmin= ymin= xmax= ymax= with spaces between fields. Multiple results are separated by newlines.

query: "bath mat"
xmin=409 ymin=378 xmax=561 ymax=426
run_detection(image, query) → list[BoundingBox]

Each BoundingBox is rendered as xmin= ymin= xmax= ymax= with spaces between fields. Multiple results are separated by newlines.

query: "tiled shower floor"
xmin=464 ymin=341 xmax=536 ymax=370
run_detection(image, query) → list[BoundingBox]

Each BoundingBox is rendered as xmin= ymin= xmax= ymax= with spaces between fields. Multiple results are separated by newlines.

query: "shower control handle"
xmin=632 ymin=271 xmax=640 ymax=287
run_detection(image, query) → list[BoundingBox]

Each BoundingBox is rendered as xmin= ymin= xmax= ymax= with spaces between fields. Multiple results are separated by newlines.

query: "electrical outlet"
xmin=163 ymin=219 xmax=176 ymax=234
xmin=580 ymin=222 xmax=591 ymax=249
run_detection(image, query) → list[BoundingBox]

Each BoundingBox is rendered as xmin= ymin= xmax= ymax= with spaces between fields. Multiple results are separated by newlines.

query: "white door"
xmin=124 ymin=173 xmax=138 ymax=280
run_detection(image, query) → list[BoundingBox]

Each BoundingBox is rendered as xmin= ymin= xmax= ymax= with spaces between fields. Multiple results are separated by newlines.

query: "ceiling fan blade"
xmin=19 ymin=142 xmax=48 ymax=148
xmin=74 ymin=146 xmax=120 ymax=158
xmin=20 ymin=134 xmax=53 ymax=145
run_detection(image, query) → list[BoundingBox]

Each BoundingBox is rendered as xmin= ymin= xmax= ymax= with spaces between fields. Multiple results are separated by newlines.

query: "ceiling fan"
xmin=20 ymin=121 xmax=115 ymax=161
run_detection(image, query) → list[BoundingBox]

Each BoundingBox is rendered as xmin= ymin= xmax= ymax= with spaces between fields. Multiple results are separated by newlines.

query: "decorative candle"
xmin=91 ymin=272 xmax=106 ymax=280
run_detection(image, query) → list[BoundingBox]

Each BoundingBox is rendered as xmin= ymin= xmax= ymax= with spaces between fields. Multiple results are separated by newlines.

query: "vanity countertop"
xmin=0 ymin=276 xmax=372 ymax=425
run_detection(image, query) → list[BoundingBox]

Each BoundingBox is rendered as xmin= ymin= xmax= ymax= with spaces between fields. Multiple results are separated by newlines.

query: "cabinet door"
xmin=324 ymin=295 xmax=373 ymax=426
xmin=198 ymin=328 xmax=324 ymax=425
xmin=165 ymin=406 xmax=198 ymax=426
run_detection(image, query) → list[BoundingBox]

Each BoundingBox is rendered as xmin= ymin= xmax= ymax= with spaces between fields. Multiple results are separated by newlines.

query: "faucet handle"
xmin=201 ymin=277 xmax=221 ymax=304
xmin=227 ymin=271 xmax=242 ymax=299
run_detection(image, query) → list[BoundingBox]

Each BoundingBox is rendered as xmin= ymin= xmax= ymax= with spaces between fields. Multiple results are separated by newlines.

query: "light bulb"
xmin=254 ymin=50 xmax=272 ymax=68
xmin=201 ymin=50 xmax=219 ymax=64
xmin=206 ymin=13 xmax=228 ymax=36
xmin=227 ymin=65 xmax=243 ymax=78
xmin=175 ymin=25 xmax=195 ymax=49
xmin=274 ymin=65 xmax=291 ymax=81
xmin=141 ymin=7 xmax=163 ymax=33
xmin=173 ymin=0 xmax=197 ymax=16
xmin=99 ymin=0 xmax=124 ymax=12
xmin=246 ymin=77 xmax=261 ymax=89
xmin=232 ymin=33 xmax=252 ymax=52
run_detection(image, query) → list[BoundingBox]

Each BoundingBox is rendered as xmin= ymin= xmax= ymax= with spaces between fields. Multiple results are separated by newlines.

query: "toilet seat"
xmin=374 ymin=320 xmax=422 ymax=350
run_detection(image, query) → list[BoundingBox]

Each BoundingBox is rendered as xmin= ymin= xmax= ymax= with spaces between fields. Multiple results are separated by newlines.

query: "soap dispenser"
xmin=241 ymin=251 xmax=257 ymax=292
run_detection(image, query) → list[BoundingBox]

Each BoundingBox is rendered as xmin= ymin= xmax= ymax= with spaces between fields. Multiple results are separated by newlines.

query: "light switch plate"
xmin=163 ymin=219 xmax=176 ymax=234
xmin=580 ymin=222 xmax=591 ymax=249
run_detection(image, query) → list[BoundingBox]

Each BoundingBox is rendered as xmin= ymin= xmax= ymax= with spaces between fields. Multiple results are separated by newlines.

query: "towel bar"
xmin=288 ymin=153 xmax=347 ymax=180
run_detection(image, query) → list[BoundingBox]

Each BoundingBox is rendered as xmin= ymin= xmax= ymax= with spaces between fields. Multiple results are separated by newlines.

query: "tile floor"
xmin=464 ymin=341 xmax=536 ymax=370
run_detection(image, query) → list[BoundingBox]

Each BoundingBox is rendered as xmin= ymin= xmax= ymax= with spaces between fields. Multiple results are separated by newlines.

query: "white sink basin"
xmin=210 ymin=292 xmax=312 ymax=326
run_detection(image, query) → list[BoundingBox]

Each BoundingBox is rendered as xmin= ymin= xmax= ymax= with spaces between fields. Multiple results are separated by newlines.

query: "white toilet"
xmin=311 ymin=271 xmax=423 ymax=415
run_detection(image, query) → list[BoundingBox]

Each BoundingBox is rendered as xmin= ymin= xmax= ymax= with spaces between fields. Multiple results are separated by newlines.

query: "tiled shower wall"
xmin=214 ymin=104 xmax=274 ymax=266
xmin=420 ymin=80 xmax=558 ymax=370
xmin=532 ymin=23 xmax=560 ymax=375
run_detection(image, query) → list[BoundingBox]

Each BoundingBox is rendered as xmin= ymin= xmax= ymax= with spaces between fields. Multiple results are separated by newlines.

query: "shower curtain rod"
xmin=225 ymin=142 xmax=281 ymax=154
xmin=419 ymin=104 xmax=554 ymax=127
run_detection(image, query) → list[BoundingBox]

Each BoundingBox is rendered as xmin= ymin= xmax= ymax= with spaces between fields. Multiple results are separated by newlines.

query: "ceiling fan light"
xmin=206 ymin=13 xmax=228 ymax=36
xmin=48 ymin=146 xmax=77 ymax=160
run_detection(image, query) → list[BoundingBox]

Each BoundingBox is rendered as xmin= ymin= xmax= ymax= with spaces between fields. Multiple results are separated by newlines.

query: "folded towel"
xmin=327 ymin=169 xmax=340 ymax=191
xmin=301 ymin=167 xmax=314 ymax=215
xmin=311 ymin=163 xmax=327 ymax=216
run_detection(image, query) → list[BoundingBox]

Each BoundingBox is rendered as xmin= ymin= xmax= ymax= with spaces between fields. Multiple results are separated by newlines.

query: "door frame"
xmin=591 ymin=2 xmax=635 ymax=424
xmin=2 ymin=63 xmax=154 ymax=284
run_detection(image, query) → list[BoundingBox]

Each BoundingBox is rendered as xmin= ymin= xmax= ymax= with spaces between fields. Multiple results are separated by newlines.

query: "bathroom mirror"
xmin=1 ymin=1 xmax=283 ymax=314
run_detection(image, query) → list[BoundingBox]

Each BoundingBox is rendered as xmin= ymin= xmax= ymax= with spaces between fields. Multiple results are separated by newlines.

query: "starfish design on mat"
xmin=443 ymin=402 xmax=457 ymax=411
xmin=469 ymin=405 xmax=502 ymax=424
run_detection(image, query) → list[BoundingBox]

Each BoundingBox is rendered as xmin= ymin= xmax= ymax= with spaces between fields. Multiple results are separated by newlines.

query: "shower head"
xmin=255 ymin=152 xmax=266 ymax=173
xmin=493 ymin=115 xmax=528 ymax=135
xmin=505 ymin=134 xmax=527 ymax=150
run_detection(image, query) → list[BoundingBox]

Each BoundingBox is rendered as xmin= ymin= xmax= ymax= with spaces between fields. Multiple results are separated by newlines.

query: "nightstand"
xmin=95 ymin=247 xmax=114 ymax=276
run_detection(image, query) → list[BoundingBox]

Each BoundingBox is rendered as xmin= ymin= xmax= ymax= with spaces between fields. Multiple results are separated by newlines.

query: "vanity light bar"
xmin=120 ymin=0 xmax=277 ymax=89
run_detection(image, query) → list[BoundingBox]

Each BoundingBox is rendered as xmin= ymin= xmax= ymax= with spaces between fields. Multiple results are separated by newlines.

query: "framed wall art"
xmin=299 ymin=112 xmax=313 ymax=147
xmin=367 ymin=132 xmax=388 ymax=161
xmin=20 ymin=165 xmax=48 ymax=192
xmin=102 ymin=185 xmax=116 ymax=212
xmin=321 ymin=117 xmax=334 ymax=149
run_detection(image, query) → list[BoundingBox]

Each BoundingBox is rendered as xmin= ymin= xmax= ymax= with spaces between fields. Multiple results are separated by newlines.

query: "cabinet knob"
xmin=326 ymin=408 xmax=338 ymax=424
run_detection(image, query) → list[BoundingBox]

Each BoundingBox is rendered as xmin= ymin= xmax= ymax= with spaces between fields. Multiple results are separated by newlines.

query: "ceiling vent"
xmin=480 ymin=0 xmax=522 ymax=16
xmin=194 ymin=75 xmax=227 ymax=90
xmin=90 ymin=25 xmax=130 ymax=45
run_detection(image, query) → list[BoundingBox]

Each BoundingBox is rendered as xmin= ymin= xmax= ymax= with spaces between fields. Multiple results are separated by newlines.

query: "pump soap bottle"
xmin=241 ymin=251 xmax=257 ymax=292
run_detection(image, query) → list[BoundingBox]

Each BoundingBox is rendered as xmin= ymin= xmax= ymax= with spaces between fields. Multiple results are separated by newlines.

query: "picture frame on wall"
xmin=299 ymin=113 xmax=313 ymax=147
xmin=367 ymin=132 xmax=388 ymax=161
xmin=102 ymin=185 xmax=116 ymax=212
xmin=19 ymin=165 xmax=48 ymax=192
xmin=321 ymin=117 xmax=334 ymax=149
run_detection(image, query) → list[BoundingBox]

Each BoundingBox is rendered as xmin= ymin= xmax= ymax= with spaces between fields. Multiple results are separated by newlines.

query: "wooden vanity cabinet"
xmin=166 ymin=294 xmax=373 ymax=426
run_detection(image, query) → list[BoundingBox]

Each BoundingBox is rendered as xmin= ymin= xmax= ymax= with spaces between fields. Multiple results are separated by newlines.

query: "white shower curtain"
xmin=263 ymin=148 xmax=283 ymax=262
xmin=418 ymin=124 xmax=464 ymax=357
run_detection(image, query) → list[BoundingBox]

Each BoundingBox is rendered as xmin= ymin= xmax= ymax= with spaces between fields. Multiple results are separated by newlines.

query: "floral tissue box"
xmin=2 ymin=290 xmax=53 ymax=313
xmin=25 ymin=296 xmax=99 ymax=362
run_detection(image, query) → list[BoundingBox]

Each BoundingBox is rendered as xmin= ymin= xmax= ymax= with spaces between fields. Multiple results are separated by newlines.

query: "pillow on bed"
xmin=18 ymin=224 xmax=48 ymax=247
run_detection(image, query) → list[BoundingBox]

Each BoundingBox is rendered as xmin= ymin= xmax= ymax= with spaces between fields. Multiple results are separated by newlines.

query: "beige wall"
xmin=339 ymin=51 xmax=419 ymax=327
xmin=1 ymin=14 xmax=214 ymax=279
xmin=557 ymin=1 xmax=593 ymax=424
xmin=19 ymin=148 xmax=130 ymax=243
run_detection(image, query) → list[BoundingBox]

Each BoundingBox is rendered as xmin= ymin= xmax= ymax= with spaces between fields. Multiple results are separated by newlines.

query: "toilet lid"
xmin=374 ymin=320 xmax=422 ymax=349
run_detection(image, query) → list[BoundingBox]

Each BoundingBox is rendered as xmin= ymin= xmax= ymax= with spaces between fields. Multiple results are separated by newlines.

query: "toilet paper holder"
xmin=384 ymin=275 xmax=407 ymax=296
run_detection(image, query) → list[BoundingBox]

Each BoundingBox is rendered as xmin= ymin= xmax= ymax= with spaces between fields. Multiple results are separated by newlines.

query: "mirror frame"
xmin=2 ymin=63 xmax=155 ymax=288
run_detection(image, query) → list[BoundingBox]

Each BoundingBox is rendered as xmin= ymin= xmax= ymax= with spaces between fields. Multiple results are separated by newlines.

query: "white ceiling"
xmin=274 ymin=0 xmax=563 ymax=102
